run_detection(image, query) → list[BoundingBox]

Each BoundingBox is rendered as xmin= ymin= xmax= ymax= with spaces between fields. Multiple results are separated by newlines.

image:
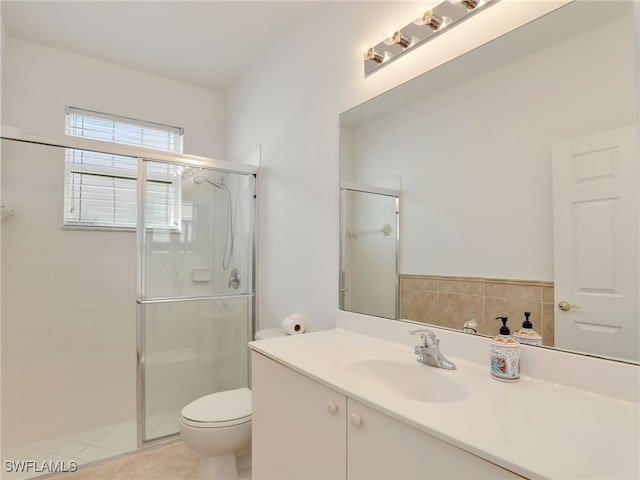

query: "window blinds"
xmin=64 ymin=107 xmax=183 ymax=229
xmin=66 ymin=106 xmax=183 ymax=153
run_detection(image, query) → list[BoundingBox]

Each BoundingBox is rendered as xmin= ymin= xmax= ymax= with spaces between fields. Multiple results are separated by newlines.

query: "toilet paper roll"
xmin=281 ymin=314 xmax=305 ymax=335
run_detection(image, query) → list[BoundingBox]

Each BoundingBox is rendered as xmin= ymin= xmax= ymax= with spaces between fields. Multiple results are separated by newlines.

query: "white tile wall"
xmin=1 ymin=140 xmax=137 ymax=448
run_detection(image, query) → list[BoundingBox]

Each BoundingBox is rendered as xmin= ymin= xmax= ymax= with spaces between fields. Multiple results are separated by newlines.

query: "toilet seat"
xmin=180 ymin=387 xmax=252 ymax=428
xmin=181 ymin=415 xmax=251 ymax=428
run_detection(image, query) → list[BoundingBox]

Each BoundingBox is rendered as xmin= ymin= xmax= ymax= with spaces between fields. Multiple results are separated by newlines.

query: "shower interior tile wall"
xmin=1 ymin=141 xmax=137 ymax=448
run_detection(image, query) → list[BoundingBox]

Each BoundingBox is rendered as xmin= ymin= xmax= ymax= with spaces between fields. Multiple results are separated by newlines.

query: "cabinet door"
xmin=347 ymin=399 xmax=522 ymax=479
xmin=251 ymin=351 xmax=347 ymax=479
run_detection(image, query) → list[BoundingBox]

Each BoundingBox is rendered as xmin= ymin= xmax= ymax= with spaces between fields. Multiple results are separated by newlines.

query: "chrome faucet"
xmin=463 ymin=319 xmax=478 ymax=335
xmin=410 ymin=329 xmax=456 ymax=370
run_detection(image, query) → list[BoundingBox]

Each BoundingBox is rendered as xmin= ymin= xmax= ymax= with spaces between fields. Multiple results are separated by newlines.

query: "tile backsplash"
xmin=399 ymin=274 xmax=554 ymax=346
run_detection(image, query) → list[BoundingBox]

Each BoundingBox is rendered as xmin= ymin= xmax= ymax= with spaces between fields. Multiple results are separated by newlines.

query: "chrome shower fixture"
xmin=191 ymin=174 xmax=226 ymax=189
xmin=182 ymin=166 xmax=203 ymax=180
xmin=192 ymin=173 xmax=234 ymax=270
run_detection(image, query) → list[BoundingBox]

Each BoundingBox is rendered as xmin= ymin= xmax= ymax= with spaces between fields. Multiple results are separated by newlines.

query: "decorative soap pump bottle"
xmin=490 ymin=316 xmax=520 ymax=381
xmin=513 ymin=311 xmax=543 ymax=346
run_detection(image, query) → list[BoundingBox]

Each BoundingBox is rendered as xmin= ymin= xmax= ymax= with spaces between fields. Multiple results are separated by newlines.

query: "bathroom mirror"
xmin=339 ymin=0 xmax=639 ymax=363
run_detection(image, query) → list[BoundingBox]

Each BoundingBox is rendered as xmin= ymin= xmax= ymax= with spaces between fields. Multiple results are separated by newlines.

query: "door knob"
xmin=327 ymin=401 xmax=338 ymax=414
xmin=558 ymin=301 xmax=580 ymax=312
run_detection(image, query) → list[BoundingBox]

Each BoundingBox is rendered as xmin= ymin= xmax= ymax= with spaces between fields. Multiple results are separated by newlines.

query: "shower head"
xmin=191 ymin=175 xmax=225 ymax=189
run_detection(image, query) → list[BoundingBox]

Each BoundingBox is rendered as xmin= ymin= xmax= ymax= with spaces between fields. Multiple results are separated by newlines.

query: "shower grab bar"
xmin=137 ymin=292 xmax=254 ymax=304
xmin=348 ymin=223 xmax=392 ymax=238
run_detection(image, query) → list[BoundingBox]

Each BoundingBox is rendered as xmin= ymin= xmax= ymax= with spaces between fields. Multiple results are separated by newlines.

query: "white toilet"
xmin=180 ymin=330 xmax=286 ymax=479
xmin=179 ymin=387 xmax=252 ymax=479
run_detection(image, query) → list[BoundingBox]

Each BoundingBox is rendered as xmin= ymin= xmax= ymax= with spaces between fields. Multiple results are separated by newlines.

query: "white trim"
xmin=1 ymin=125 xmax=259 ymax=175
xmin=340 ymin=181 xmax=400 ymax=197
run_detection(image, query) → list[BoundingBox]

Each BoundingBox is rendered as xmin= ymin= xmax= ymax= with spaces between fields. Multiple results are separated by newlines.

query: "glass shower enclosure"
xmin=137 ymin=160 xmax=257 ymax=443
xmin=0 ymin=130 xmax=258 ymax=471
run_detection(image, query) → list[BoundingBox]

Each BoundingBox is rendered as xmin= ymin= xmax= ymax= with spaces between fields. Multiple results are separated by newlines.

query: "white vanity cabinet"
xmin=251 ymin=351 xmax=522 ymax=479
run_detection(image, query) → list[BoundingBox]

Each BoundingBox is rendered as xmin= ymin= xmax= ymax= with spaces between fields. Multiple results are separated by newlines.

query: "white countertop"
xmin=249 ymin=328 xmax=640 ymax=480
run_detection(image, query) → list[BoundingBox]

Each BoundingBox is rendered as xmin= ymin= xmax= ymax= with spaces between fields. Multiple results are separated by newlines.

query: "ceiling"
xmin=1 ymin=1 xmax=318 ymax=91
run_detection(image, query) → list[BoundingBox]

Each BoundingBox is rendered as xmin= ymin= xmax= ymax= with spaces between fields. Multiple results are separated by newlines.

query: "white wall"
xmin=346 ymin=14 xmax=636 ymax=281
xmin=2 ymin=37 xmax=225 ymax=158
xmin=226 ymin=1 xmax=572 ymax=331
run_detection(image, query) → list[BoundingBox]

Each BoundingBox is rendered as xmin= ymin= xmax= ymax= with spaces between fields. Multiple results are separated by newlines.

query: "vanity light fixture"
xmin=363 ymin=0 xmax=498 ymax=76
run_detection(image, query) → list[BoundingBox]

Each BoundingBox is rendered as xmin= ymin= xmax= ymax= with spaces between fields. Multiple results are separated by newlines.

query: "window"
xmin=64 ymin=107 xmax=184 ymax=229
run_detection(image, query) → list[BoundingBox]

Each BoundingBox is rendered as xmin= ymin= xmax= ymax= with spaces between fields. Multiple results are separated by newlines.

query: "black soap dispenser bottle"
xmin=490 ymin=316 xmax=520 ymax=381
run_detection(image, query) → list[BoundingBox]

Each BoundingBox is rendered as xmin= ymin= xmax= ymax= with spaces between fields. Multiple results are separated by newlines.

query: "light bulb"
xmin=414 ymin=1 xmax=440 ymax=15
xmin=381 ymin=27 xmax=411 ymax=48
xmin=381 ymin=26 xmax=396 ymax=45
xmin=363 ymin=47 xmax=384 ymax=64
xmin=414 ymin=9 xmax=443 ymax=30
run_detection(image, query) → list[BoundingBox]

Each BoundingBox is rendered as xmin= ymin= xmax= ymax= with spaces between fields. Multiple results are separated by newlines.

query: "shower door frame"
xmin=0 ymin=125 xmax=260 ymax=450
xmin=136 ymin=158 xmax=259 ymax=446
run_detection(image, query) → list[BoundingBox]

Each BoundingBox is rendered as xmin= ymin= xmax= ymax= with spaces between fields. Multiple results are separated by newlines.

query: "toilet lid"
xmin=181 ymin=388 xmax=252 ymax=424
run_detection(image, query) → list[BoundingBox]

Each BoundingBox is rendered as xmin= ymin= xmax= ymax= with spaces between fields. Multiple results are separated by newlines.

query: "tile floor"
xmin=49 ymin=442 xmax=199 ymax=480
xmin=1 ymin=412 xmax=180 ymax=480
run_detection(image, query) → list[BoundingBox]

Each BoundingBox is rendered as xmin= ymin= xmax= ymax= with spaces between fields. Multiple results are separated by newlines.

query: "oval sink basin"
xmin=340 ymin=351 xmax=467 ymax=403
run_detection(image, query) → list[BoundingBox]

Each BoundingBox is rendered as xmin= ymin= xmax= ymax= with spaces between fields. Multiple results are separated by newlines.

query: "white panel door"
xmin=552 ymin=125 xmax=639 ymax=361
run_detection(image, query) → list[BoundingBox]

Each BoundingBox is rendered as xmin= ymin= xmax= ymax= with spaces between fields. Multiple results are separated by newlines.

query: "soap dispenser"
xmin=513 ymin=311 xmax=543 ymax=346
xmin=490 ymin=316 xmax=520 ymax=381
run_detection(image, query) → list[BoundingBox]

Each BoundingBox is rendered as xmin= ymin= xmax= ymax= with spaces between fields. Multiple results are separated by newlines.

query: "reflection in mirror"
xmin=340 ymin=1 xmax=639 ymax=363
xmin=340 ymin=183 xmax=399 ymax=319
